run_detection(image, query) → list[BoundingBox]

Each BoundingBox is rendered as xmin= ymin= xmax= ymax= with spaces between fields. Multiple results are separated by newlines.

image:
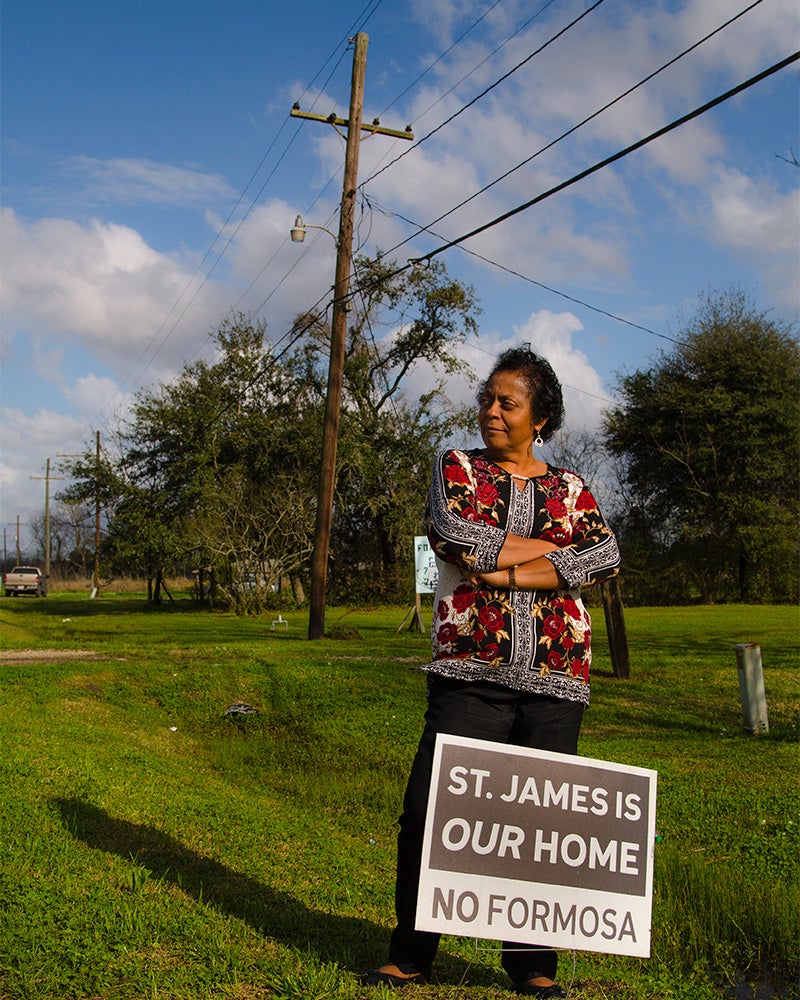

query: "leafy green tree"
xmin=113 ymin=315 xmax=321 ymax=604
xmin=56 ymin=448 xmax=131 ymax=587
xmin=301 ymin=254 xmax=479 ymax=599
xmin=28 ymin=500 xmax=96 ymax=579
xmin=603 ymin=289 xmax=800 ymax=603
xmin=58 ymin=253 xmax=480 ymax=609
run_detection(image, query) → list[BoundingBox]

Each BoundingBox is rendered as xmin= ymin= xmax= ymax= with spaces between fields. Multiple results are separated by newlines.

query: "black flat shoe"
xmin=360 ymin=969 xmax=427 ymax=988
xmin=514 ymin=983 xmax=567 ymax=998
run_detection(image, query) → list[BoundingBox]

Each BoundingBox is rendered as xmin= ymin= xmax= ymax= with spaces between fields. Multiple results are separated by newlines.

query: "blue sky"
xmin=2 ymin=0 xmax=798 ymax=556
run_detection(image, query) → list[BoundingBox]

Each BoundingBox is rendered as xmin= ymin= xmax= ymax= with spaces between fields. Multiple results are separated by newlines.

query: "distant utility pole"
xmin=30 ymin=458 xmax=67 ymax=579
xmin=291 ymin=32 xmax=414 ymax=640
xmin=93 ymin=431 xmax=101 ymax=592
xmin=10 ymin=516 xmax=21 ymax=565
xmin=57 ymin=434 xmax=103 ymax=593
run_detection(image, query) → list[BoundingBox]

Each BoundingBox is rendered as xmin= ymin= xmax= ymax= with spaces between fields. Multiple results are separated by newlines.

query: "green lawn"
xmin=0 ymin=594 xmax=797 ymax=1000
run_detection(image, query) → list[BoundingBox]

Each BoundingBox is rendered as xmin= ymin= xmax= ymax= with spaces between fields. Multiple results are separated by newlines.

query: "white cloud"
xmin=511 ymin=310 xmax=614 ymax=432
xmin=0 ymin=406 xmax=90 ymax=538
xmin=409 ymin=0 xmax=487 ymax=48
xmin=214 ymin=198 xmax=347 ymax=335
xmin=64 ymin=373 xmax=132 ymax=423
xmin=673 ymin=0 xmax=800 ymax=78
xmin=389 ymin=309 xmax=612 ymax=451
xmin=703 ymin=165 xmax=800 ymax=313
xmin=0 ymin=406 xmax=86 ymax=456
xmin=707 ymin=166 xmax=798 ymax=252
xmin=64 ymin=156 xmax=235 ymax=207
xmin=0 ymin=207 xmax=230 ymax=379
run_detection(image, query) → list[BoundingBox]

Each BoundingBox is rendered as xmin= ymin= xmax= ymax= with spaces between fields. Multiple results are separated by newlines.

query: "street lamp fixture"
xmin=290 ymin=214 xmax=338 ymax=245
xmin=290 ymin=214 xmax=306 ymax=242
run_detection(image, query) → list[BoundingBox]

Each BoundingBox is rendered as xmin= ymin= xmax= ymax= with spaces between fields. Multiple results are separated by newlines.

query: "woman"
xmin=362 ymin=346 xmax=620 ymax=998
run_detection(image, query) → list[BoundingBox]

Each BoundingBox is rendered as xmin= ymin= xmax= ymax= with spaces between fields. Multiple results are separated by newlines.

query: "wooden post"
xmin=397 ymin=592 xmax=425 ymax=634
xmin=601 ymin=575 xmax=631 ymax=679
xmin=735 ymin=643 xmax=769 ymax=734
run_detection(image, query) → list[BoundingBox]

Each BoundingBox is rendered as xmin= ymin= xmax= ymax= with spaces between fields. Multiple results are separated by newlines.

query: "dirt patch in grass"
xmin=0 ymin=648 xmax=100 ymax=662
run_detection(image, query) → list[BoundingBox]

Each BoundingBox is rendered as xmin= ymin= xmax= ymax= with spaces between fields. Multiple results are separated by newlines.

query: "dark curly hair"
xmin=479 ymin=344 xmax=565 ymax=442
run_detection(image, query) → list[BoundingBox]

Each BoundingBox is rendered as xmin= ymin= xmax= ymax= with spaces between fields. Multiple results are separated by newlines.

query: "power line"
xmin=370 ymin=200 xmax=678 ymax=344
xmin=376 ymin=0 xmax=554 ymax=121
xmin=300 ymin=47 xmax=798 ymax=358
xmin=362 ymin=0 xmax=606 ymax=187
xmin=463 ymin=247 xmax=680 ymax=346
xmin=376 ymin=0 xmax=768 ymax=259
xmin=237 ymin=46 xmax=799 ymax=398
xmin=224 ymin=44 xmax=799 ymax=421
xmin=84 ymin=12 xmax=381 ymax=439
xmin=408 ymin=51 xmax=800 ymax=266
xmin=361 ymin=0 xmax=562 ymax=187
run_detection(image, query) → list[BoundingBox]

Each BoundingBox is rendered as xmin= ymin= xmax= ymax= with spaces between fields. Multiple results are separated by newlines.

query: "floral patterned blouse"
xmin=423 ymin=448 xmax=620 ymax=705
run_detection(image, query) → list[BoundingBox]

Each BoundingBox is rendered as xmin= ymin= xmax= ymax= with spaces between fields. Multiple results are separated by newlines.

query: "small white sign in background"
xmin=416 ymin=734 xmax=657 ymax=957
xmin=414 ymin=536 xmax=438 ymax=594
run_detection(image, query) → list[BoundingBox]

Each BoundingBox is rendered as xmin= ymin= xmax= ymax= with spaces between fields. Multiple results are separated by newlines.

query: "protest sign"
xmin=414 ymin=536 xmax=438 ymax=594
xmin=416 ymin=734 xmax=657 ymax=957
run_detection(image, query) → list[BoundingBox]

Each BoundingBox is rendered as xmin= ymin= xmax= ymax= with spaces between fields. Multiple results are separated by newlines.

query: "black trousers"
xmin=388 ymin=674 xmax=585 ymax=984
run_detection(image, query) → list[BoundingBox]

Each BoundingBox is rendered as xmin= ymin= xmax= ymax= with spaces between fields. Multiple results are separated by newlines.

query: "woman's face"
xmin=478 ymin=370 xmax=540 ymax=457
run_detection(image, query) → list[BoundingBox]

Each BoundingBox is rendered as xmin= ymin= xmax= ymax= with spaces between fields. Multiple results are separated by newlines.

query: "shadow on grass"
xmin=53 ymin=797 xmax=380 ymax=965
xmin=52 ymin=797 xmax=495 ymax=986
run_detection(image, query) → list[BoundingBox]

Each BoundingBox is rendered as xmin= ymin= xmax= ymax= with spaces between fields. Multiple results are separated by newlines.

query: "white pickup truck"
xmin=3 ymin=566 xmax=48 ymax=597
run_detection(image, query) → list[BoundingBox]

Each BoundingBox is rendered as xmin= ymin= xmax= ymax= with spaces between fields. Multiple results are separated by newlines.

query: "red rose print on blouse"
xmin=444 ymin=464 xmax=470 ymax=485
xmin=452 ymin=585 xmax=476 ymax=614
xmin=437 ymin=622 xmax=458 ymax=645
xmin=547 ymin=650 xmax=563 ymax=672
xmin=477 ymin=605 xmax=505 ymax=633
xmin=542 ymin=615 xmax=564 ymax=639
xmin=475 ymin=480 xmax=499 ymax=506
xmin=545 ymin=497 xmax=568 ymax=519
xmin=542 ymin=525 xmax=570 ymax=545
xmin=576 ymin=489 xmax=598 ymax=511
xmin=478 ymin=642 xmax=500 ymax=662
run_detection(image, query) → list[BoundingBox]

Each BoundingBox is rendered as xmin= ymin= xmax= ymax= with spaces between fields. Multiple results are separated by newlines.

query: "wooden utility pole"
xmin=294 ymin=33 xmax=414 ymax=639
xmin=14 ymin=516 xmax=21 ymax=565
xmin=93 ymin=431 xmax=101 ymax=593
xmin=30 ymin=458 xmax=66 ymax=579
xmin=57 ymin=441 xmax=104 ymax=593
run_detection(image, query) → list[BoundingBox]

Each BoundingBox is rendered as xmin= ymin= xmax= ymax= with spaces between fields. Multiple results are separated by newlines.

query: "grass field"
xmin=0 ymin=593 xmax=797 ymax=1000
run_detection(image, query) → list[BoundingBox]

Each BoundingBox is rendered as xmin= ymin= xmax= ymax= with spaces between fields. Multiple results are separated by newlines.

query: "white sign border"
xmin=416 ymin=733 xmax=658 ymax=958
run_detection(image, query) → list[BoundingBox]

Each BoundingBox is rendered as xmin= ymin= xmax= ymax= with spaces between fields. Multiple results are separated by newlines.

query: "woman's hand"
xmin=470 ymin=555 xmax=564 ymax=591
xmin=468 ymin=568 xmax=509 ymax=589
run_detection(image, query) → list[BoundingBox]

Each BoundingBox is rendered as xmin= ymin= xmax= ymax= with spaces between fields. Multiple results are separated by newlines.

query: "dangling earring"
xmin=533 ymin=429 xmax=544 ymax=448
